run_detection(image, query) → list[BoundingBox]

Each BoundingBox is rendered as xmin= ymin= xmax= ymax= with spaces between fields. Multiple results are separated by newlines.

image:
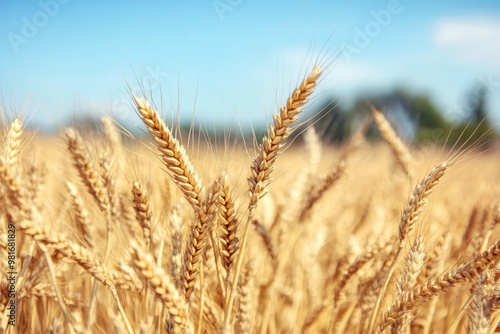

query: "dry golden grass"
xmin=1 ymin=64 xmax=500 ymax=334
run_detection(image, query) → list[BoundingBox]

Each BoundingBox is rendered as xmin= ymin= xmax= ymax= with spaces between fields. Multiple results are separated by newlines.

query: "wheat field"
xmin=1 ymin=64 xmax=500 ymax=334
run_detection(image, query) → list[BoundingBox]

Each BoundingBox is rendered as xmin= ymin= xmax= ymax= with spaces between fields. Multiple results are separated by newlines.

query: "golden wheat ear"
xmin=183 ymin=175 xmax=221 ymax=299
xmin=3 ymin=118 xmax=23 ymax=171
xmin=369 ymin=105 xmax=413 ymax=177
xmin=18 ymin=219 xmax=134 ymax=333
xmin=247 ymin=66 xmax=322 ymax=211
xmin=134 ymin=97 xmax=205 ymax=209
xmin=64 ymin=128 xmax=109 ymax=214
xmin=367 ymin=160 xmax=449 ymax=333
xmin=223 ymin=65 xmax=323 ymax=329
xmin=391 ymin=235 xmax=426 ymax=333
xmin=379 ymin=238 xmax=500 ymax=333
xmin=67 ymin=182 xmax=95 ymax=249
xmin=131 ymin=181 xmax=153 ymax=250
xmin=217 ymin=174 xmax=239 ymax=278
xmin=129 ymin=240 xmax=192 ymax=333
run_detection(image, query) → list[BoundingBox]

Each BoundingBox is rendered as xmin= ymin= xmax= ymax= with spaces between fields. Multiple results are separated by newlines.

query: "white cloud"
xmin=433 ymin=17 xmax=500 ymax=67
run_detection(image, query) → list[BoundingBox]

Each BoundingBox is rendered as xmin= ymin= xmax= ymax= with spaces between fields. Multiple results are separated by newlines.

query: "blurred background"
xmin=0 ymin=0 xmax=499 ymax=145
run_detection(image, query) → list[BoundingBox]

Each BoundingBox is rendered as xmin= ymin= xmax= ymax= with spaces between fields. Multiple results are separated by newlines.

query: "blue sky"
xmin=1 ymin=0 xmax=500 ymax=132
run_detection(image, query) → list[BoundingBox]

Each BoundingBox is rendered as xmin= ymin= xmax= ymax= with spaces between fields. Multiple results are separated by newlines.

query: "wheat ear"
xmin=370 ymin=105 xmax=412 ymax=176
xmin=468 ymin=273 xmax=493 ymax=334
xmin=99 ymin=151 xmax=120 ymax=220
xmin=183 ymin=175 xmax=221 ymax=299
xmin=224 ymin=66 xmax=322 ymax=328
xmin=399 ymin=162 xmax=448 ymax=241
xmin=368 ymin=161 xmax=449 ymax=333
xmin=3 ymin=118 xmax=23 ymax=171
xmin=169 ymin=203 xmax=185 ymax=290
xmin=303 ymin=126 xmax=322 ymax=177
xmin=134 ymin=97 xmax=204 ymax=208
xmin=378 ymin=238 xmax=500 ymax=332
xmin=218 ymin=175 xmax=239 ymax=277
xmin=64 ymin=128 xmax=109 ymax=214
xmin=101 ymin=116 xmax=125 ymax=171
xmin=25 ymin=162 xmax=47 ymax=211
xmin=0 ymin=119 xmax=28 ymax=212
xmin=65 ymin=129 xmax=114 ymax=327
xmin=67 ymin=182 xmax=95 ymax=249
xmin=247 ymin=66 xmax=322 ymax=209
xmin=479 ymin=203 xmax=500 ymax=252
xmin=18 ymin=219 xmax=133 ymax=333
xmin=333 ymin=235 xmax=396 ymax=308
xmin=130 ymin=240 xmax=192 ymax=334
xmin=300 ymin=160 xmax=346 ymax=221
xmin=391 ymin=236 xmax=426 ymax=333
xmin=234 ymin=261 xmax=254 ymax=334
xmin=131 ymin=181 xmax=153 ymax=250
